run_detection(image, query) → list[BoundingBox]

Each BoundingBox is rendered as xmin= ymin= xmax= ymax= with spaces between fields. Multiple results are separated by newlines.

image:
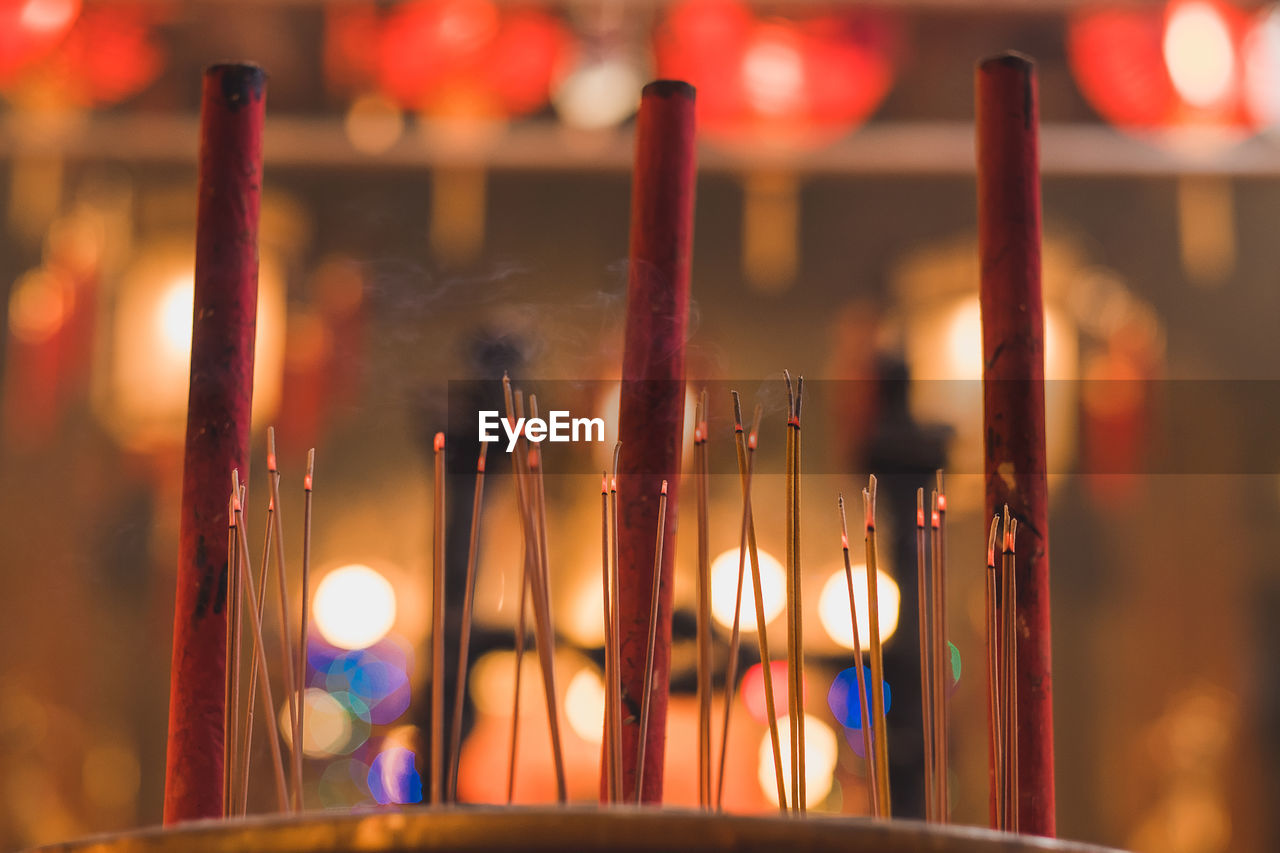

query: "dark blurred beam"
xmin=5 ymin=114 xmax=1280 ymax=176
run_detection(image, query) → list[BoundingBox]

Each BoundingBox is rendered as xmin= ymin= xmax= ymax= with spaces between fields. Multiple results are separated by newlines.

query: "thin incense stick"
xmin=608 ymin=444 xmax=623 ymax=802
xmin=297 ymin=448 xmax=314 ymax=801
xmin=864 ymin=478 xmax=892 ymax=817
xmin=231 ymin=472 xmax=289 ymax=812
xmin=915 ymin=488 xmax=933 ymax=821
xmin=600 ymin=473 xmax=615 ymax=802
xmin=524 ymin=398 xmax=567 ymax=803
xmin=431 ymin=432 xmax=446 ymax=805
xmin=1004 ymin=513 xmax=1020 ymax=833
xmin=935 ymin=472 xmax=950 ymax=822
xmin=635 ymin=479 xmax=669 ymax=803
xmin=694 ymin=391 xmax=712 ymax=809
xmin=793 ymin=376 xmax=806 ymax=815
xmin=930 ymin=490 xmax=945 ymax=823
xmin=724 ymin=397 xmax=785 ymax=811
xmin=840 ymin=495 xmax=876 ymax=817
xmin=503 ymin=377 xmax=530 ymax=803
xmin=265 ymin=429 xmax=301 ymax=811
xmin=223 ymin=501 xmax=238 ymax=817
xmin=986 ymin=515 xmax=1002 ymax=831
xmin=448 ymin=443 xmax=488 ymax=803
xmin=505 ymin=384 xmax=567 ymax=802
xmin=783 ymin=372 xmax=798 ymax=815
xmin=238 ymin=494 xmax=277 ymax=814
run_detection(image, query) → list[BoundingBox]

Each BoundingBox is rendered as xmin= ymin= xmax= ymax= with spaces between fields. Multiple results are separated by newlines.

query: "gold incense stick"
xmin=231 ymin=471 xmax=289 ymax=812
xmin=783 ymin=372 xmax=798 ymax=815
xmin=447 ymin=443 xmax=488 ymax=802
xmin=1003 ymin=512 xmax=1019 ymax=833
xmin=635 ymin=479 xmax=669 ymax=803
xmin=223 ymin=500 xmax=239 ymax=817
xmin=840 ymin=494 xmax=877 ymax=817
xmin=600 ymin=473 xmax=615 ymax=802
xmin=609 ymin=443 xmax=623 ymax=802
xmin=915 ymin=488 xmax=933 ymax=821
xmin=265 ymin=429 xmax=301 ymax=811
xmin=694 ymin=391 xmax=712 ymax=809
xmin=723 ymin=396 xmax=786 ymax=811
xmin=863 ymin=477 xmax=892 ymax=817
xmin=297 ymin=448 xmax=314 ymax=801
xmin=430 ymin=432 xmax=446 ymax=805
xmin=930 ymin=489 xmax=945 ymax=823
xmin=986 ymin=515 xmax=1002 ymax=831
xmin=935 ymin=472 xmax=950 ymax=822
xmin=238 ymin=494 xmax=277 ymax=814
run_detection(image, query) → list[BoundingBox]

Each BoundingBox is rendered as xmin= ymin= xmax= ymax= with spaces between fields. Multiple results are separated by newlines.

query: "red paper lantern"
xmin=656 ymin=0 xmax=896 ymax=148
xmin=377 ymin=0 xmax=572 ymax=119
xmin=0 ymin=0 xmax=80 ymax=88
xmin=1068 ymin=0 xmax=1266 ymax=133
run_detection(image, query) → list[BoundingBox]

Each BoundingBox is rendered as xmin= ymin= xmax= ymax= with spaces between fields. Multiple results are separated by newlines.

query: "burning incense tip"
xmin=610 ymin=477 xmax=617 ymax=493
xmin=931 ymin=510 xmax=941 ymax=528
xmin=1006 ymin=519 xmax=1018 ymax=554
xmin=528 ymin=448 xmax=540 ymax=469
xmin=267 ymin=426 xmax=278 ymax=472
xmin=732 ymin=390 xmax=743 ymax=431
xmin=602 ymin=474 xmax=608 ymax=494
xmin=434 ymin=432 xmax=445 ymax=453
xmin=841 ymin=532 xmax=849 ymax=551
xmin=477 ymin=455 xmax=486 ymax=473
xmin=228 ymin=495 xmax=237 ymax=526
xmin=747 ymin=433 xmax=758 ymax=451
xmin=268 ymin=497 xmax=274 ymax=511
xmin=694 ymin=426 xmax=705 ymax=444
xmin=987 ymin=516 xmax=1000 ymax=568
xmin=916 ymin=489 xmax=925 ymax=528
xmin=661 ymin=479 xmax=668 ymax=495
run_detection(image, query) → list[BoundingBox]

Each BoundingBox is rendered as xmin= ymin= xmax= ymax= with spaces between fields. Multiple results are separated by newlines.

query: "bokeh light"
xmin=368 ymin=746 xmax=423 ymax=804
xmin=318 ymin=757 xmax=371 ymax=808
xmin=741 ymin=661 xmax=802 ymax=723
xmin=565 ymin=666 xmax=606 ymax=745
xmin=817 ymin=566 xmax=900 ymax=650
xmin=758 ymin=713 xmax=838 ymax=808
xmin=313 ymin=564 xmax=397 ymax=650
xmin=827 ymin=665 xmax=891 ymax=730
xmin=1164 ymin=1 xmax=1237 ymax=109
xmin=710 ymin=546 xmax=786 ymax=632
xmin=278 ymin=688 xmax=354 ymax=757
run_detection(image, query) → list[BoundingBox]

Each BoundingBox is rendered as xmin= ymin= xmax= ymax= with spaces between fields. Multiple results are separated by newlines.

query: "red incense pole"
xmin=613 ymin=80 xmax=697 ymax=804
xmin=163 ymin=62 xmax=266 ymax=825
xmin=976 ymin=52 xmax=1054 ymax=837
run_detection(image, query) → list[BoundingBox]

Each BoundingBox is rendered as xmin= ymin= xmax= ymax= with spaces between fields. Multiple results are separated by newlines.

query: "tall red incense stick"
xmin=976 ymin=51 xmax=1054 ymax=837
xmin=613 ymin=79 xmax=697 ymax=804
xmin=163 ymin=62 xmax=266 ymax=825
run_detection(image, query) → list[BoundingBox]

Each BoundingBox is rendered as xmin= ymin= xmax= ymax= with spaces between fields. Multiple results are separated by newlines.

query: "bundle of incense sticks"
xmin=917 ymin=473 xmax=951 ymax=822
xmin=221 ymin=438 xmax=315 ymax=817
xmin=988 ymin=506 xmax=1020 ymax=832
xmin=501 ymin=377 xmax=567 ymax=803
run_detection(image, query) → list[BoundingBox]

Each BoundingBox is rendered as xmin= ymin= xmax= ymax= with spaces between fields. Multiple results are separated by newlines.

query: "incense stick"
xmin=840 ymin=495 xmax=877 ymax=817
xmin=608 ymin=444 xmax=623 ymax=802
xmin=503 ymin=376 xmax=529 ymax=803
xmin=863 ymin=477 xmax=892 ymax=817
xmin=525 ymin=396 xmax=567 ymax=802
xmin=1003 ymin=512 xmax=1020 ymax=833
xmin=930 ymin=489 xmax=945 ymax=823
xmin=265 ymin=429 xmax=301 ymax=811
xmin=503 ymin=383 xmax=566 ymax=802
xmin=223 ymin=500 xmax=239 ymax=817
xmin=297 ymin=448 xmax=314 ymax=801
xmin=238 ymin=493 xmax=277 ymax=814
xmin=694 ymin=391 xmax=712 ymax=809
xmin=448 ymin=443 xmax=488 ymax=803
xmin=600 ymin=473 xmax=614 ymax=802
xmin=986 ymin=515 xmax=1002 ymax=831
xmin=635 ymin=479 xmax=668 ymax=803
xmin=431 ymin=432 xmax=446 ymax=805
xmin=935 ymin=472 xmax=950 ymax=822
xmin=722 ymin=397 xmax=786 ymax=811
xmin=783 ymin=371 xmax=806 ymax=815
xmin=231 ymin=472 xmax=289 ymax=812
xmin=915 ymin=488 xmax=933 ymax=821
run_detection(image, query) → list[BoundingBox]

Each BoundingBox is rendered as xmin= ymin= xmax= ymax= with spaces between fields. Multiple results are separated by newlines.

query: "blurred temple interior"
xmin=4 ymin=1 xmax=1280 ymax=851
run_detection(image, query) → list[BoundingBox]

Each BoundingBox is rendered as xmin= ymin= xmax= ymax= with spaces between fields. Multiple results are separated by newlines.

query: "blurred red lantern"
xmin=377 ymin=0 xmax=572 ymax=120
xmin=0 ymin=2 xmax=164 ymax=106
xmin=0 ymin=0 xmax=80 ymax=88
xmin=656 ymin=0 xmax=896 ymax=149
xmin=1068 ymin=0 xmax=1269 ymax=134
